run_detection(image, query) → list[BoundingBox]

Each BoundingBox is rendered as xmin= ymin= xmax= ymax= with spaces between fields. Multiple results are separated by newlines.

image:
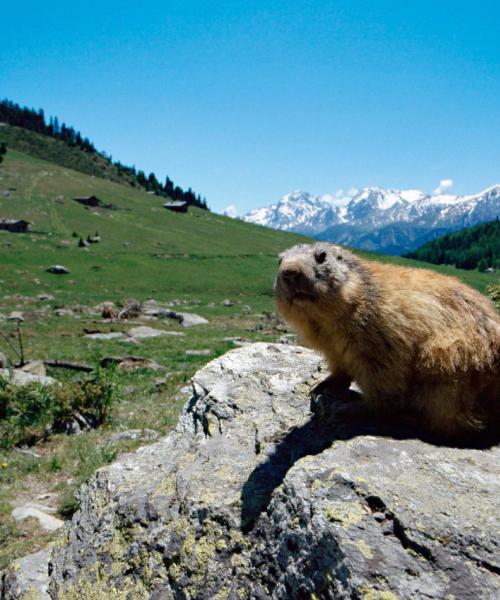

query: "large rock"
xmin=3 ymin=343 xmax=499 ymax=599
xmin=127 ymin=326 xmax=177 ymax=339
xmin=84 ymin=331 xmax=124 ymax=341
xmin=162 ymin=310 xmax=209 ymax=327
xmin=0 ymin=369 xmax=56 ymax=386
xmin=11 ymin=504 xmax=64 ymax=532
xmin=1 ymin=549 xmax=51 ymax=599
xmin=19 ymin=360 xmax=46 ymax=377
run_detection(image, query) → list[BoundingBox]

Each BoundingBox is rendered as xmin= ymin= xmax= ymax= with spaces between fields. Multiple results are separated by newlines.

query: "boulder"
xmin=11 ymin=504 xmax=64 ymax=532
xmin=19 ymin=360 xmax=46 ymax=377
xmin=278 ymin=333 xmax=299 ymax=344
xmin=53 ymin=307 xmax=74 ymax=317
xmin=100 ymin=356 xmax=164 ymax=371
xmin=105 ymin=429 xmax=159 ymax=446
xmin=84 ymin=332 xmax=124 ymax=341
xmin=4 ymin=343 xmax=500 ymax=599
xmin=0 ymin=369 xmax=56 ymax=387
xmin=161 ymin=310 xmax=209 ymax=327
xmin=45 ymin=265 xmax=70 ymax=275
xmin=185 ymin=349 xmax=211 ymax=356
xmin=127 ymin=326 xmax=175 ymax=339
xmin=8 ymin=311 xmax=24 ymax=321
xmin=1 ymin=548 xmax=51 ymax=599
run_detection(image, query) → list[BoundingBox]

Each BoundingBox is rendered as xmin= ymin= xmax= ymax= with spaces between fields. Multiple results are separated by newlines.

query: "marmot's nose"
xmin=281 ymin=267 xmax=301 ymax=282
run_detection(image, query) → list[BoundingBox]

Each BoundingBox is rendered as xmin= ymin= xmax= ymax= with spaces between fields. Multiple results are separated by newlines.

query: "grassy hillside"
xmin=0 ymin=145 xmax=497 ymax=569
xmin=0 ymin=114 xmax=207 ymax=208
xmin=0 ymin=124 xmax=137 ymax=188
xmin=405 ymin=219 xmax=500 ymax=270
xmin=0 ymin=149 xmax=309 ymax=306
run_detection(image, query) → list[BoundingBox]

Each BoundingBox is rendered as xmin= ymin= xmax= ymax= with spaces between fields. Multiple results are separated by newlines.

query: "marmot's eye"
xmin=315 ymin=251 xmax=327 ymax=264
xmin=337 ymin=255 xmax=343 ymax=260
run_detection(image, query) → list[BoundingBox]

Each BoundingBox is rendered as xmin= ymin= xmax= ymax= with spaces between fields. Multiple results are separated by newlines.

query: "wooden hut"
xmin=163 ymin=201 xmax=188 ymax=213
xmin=0 ymin=219 xmax=30 ymax=233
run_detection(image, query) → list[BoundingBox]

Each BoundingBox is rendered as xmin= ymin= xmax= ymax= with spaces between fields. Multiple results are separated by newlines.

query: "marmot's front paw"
xmin=310 ymin=374 xmax=351 ymax=398
xmin=309 ymin=374 xmax=353 ymax=419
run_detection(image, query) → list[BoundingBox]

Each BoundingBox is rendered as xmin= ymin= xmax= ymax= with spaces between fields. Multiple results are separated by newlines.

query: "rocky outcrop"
xmin=0 ymin=369 xmax=56 ymax=386
xmin=1 ymin=549 xmax=51 ymax=599
xmin=2 ymin=343 xmax=499 ymax=599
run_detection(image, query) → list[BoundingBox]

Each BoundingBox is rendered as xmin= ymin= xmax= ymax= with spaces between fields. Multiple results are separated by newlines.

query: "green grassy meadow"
xmin=0 ymin=143 xmax=497 ymax=568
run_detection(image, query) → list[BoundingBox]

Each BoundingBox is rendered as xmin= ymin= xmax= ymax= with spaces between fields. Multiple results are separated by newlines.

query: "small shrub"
xmin=477 ymin=258 xmax=489 ymax=272
xmin=487 ymin=283 xmax=500 ymax=311
xmin=0 ymin=367 xmax=118 ymax=449
xmin=59 ymin=491 xmax=79 ymax=518
xmin=49 ymin=455 xmax=62 ymax=472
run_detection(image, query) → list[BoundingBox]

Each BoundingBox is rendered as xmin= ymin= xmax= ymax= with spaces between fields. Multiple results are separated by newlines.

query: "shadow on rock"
xmin=241 ymin=387 xmax=500 ymax=533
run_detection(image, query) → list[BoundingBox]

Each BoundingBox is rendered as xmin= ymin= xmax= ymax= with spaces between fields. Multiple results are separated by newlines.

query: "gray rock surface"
xmin=127 ymin=326 xmax=177 ymax=339
xmin=1 ymin=549 xmax=51 ymax=599
xmin=185 ymin=349 xmax=212 ymax=356
xmin=162 ymin=310 xmax=209 ymax=327
xmin=105 ymin=429 xmax=160 ymax=446
xmin=84 ymin=331 xmax=124 ymax=341
xmin=8 ymin=311 xmax=24 ymax=321
xmin=99 ymin=356 xmax=164 ymax=371
xmin=11 ymin=504 xmax=64 ymax=532
xmin=0 ymin=369 xmax=57 ymax=386
xmin=19 ymin=360 xmax=46 ymax=377
xmin=3 ymin=343 xmax=499 ymax=599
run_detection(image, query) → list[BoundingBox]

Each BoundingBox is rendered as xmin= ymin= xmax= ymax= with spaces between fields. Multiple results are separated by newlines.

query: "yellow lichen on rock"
xmin=152 ymin=472 xmax=177 ymax=497
xmin=57 ymin=565 xmax=149 ymax=600
xmin=21 ymin=587 xmax=42 ymax=600
xmin=358 ymin=584 xmax=400 ymax=600
xmin=324 ymin=501 xmax=366 ymax=528
xmin=356 ymin=539 xmax=374 ymax=559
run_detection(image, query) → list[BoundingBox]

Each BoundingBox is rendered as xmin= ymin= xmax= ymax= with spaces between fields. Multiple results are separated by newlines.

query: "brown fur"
xmin=274 ymin=242 xmax=500 ymax=438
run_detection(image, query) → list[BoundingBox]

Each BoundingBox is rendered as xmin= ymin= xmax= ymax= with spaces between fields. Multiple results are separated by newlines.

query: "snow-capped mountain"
xmin=242 ymin=191 xmax=340 ymax=235
xmin=242 ymin=186 xmax=500 ymax=254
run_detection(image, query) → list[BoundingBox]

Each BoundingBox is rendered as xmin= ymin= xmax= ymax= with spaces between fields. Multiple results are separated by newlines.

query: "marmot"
xmin=274 ymin=242 xmax=500 ymax=438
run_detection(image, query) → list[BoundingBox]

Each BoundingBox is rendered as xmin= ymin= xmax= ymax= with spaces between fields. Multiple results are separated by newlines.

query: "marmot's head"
xmin=274 ymin=243 xmax=356 ymax=308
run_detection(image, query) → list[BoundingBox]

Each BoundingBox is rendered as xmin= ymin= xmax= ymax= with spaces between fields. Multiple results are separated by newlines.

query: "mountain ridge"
xmin=243 ymin=186 xmax=500 ymax=254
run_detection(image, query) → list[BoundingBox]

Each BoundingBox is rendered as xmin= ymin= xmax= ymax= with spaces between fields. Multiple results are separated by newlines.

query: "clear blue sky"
xmin=2 ymin=1 xmax=499 ymax=213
